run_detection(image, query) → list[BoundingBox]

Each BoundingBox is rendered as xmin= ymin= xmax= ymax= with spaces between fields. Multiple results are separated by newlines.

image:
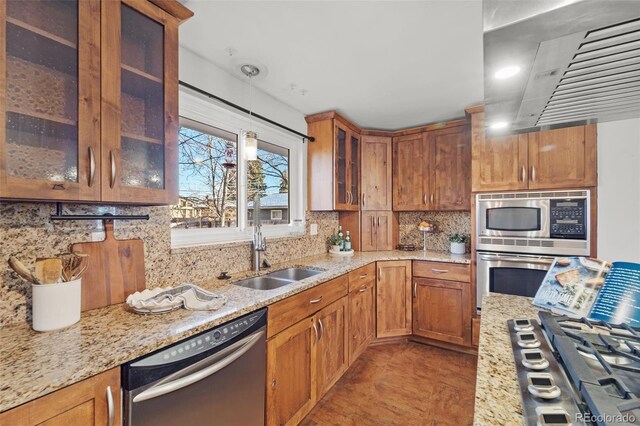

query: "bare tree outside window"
xmin=172 ymin=119 xmax=238 ymax=229
xmin=247 ymin=141 xmax=290 ymax=226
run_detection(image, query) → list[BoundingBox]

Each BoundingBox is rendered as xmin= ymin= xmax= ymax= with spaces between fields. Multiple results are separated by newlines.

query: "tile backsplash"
xmin=398 ymin=211 xmax=471 ymax=252
xmin=0 ymin=202 xmax=338 ymax=327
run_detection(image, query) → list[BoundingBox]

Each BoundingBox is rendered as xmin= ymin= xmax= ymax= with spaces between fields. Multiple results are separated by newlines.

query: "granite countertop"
xmin=473 ymin=293 xmax=541 ymax=426
xmin=0 ymin=249 xmax=469 ymax=413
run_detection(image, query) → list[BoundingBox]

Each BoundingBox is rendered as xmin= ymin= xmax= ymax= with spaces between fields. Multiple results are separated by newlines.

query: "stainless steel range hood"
xmin=484 ymin=0 xmax=640 ymax=132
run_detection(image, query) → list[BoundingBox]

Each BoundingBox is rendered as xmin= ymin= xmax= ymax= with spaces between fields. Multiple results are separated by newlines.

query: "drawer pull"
xmin=358 ymin=285 xmax=367 ymax=293
xmin=310 ymin=296 xmax=323 ymax=304
xmin=431 ymin=268 xmax=449 ymax=274
xmin=359 ymin=274 xmax=368 ymax=279
xmin=271 ymin=379 xmax=277 ymax=389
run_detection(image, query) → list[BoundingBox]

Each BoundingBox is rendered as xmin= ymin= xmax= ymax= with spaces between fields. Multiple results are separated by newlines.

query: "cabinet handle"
xmin=88 ymin=146 xmax=95 ymax=187
xmin=423 ymin=193 xmax=427 ymax=205
xmin=109 ymin=150 xmax=116 ymax=188
xmin=378 ymin=267 xmax=382 ymax=281
xmin=318 ymin=318 xmax=324 ymax=340
xmin=362 ymin=192 xmax=365 ymax=207
xmin=106 ymin=385 xmax=114 ymax=426
xmin=271 ymin=379 xmax=277 ymax=389
xmin=430 ymin=192 xmax=434 ymax=205
xmin=313 ymin=321 xmax=319 ymax=341
xmin=531 ymin=165 xmax=536 ymax=182
xmin=310 ymin=296 xmax=323 ymax=304
xmin=520 ymin=165 xmax=525 ymax=183
xmin=377 ymin=216 xmax=380 ymax=227
xmin=413 ymin=282 xmax=417 ymax=298
xmin=359 ymin=285 xmax=367 ymax=293
xmin=431 ymin=268 xmax=449 ymax=274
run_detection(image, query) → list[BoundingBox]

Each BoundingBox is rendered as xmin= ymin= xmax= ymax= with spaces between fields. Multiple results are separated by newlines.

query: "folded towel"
xmin=127 ymin=284 xmax=227 ymax=313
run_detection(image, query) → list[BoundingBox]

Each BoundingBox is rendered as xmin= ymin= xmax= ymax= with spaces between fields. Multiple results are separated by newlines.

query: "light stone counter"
xmin=473 ymin=293 xmax=542 ymax=426
xmin=0 ymin=249 xmax=469 ymax=413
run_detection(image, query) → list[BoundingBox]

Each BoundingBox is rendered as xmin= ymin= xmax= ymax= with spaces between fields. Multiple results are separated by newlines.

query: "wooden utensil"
xmin=8 ymin=257 xmax=41 ymax=284
xmin=60 ymin=252 xmax=89 ymax=281
xmin=34 ymin=258 xmax=63 ymax=284
xmin=70 ymin=253 xmax=89 ymax=281
xmin=71 ymin=221 xmax=146 ymax=311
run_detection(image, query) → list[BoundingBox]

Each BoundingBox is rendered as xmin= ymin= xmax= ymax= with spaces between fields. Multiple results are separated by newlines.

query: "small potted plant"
xmin=448 ymin=233 xmax=467 ymax=254
xmin=328 ymin=234 xmax=342 ymax=253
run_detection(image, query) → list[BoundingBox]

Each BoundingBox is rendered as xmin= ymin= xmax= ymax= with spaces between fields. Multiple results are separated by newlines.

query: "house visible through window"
xmin=172 ymin=90 xmax=306 ymax=248
xmin=173 ymin=119 xmax=238 ymax=230
xmin=247 ymin=140 xmax=289 ymax=226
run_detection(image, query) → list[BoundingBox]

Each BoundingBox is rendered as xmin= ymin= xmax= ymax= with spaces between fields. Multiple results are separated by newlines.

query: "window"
xmin=172 ymin=90 xmax=306 ymax=247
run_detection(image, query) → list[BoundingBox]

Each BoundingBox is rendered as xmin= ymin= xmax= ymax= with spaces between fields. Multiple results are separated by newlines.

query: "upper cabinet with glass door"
xmin=0 ymin=0 xmax=192 ymax=203
xmin=306 ymin=113 xmax=360 ymax=211
xmin=0 ymin=0 xmax=100 ymax=201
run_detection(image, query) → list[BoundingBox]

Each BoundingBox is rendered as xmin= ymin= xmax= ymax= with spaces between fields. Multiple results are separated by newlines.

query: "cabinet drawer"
xmin=348 ymin=263 xmax=376 ymax=291
xmin=412 ymin=261 xmax=470 ymax=282
xmin=268 ymin=275 xmax=348 ymax=338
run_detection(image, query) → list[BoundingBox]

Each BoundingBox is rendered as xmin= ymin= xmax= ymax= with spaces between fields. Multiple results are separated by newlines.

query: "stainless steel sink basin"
xmin=233 ymin=276 xmax=294 ymax=291
xmin=267 ymin=267 xmax=323 ymax=281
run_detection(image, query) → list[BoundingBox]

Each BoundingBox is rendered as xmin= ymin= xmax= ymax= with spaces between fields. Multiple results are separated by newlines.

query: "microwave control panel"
xmin=549 ymin=199 xmax=586 ymax=239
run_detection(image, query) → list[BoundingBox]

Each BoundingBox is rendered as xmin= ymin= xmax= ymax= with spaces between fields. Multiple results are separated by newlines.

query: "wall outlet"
xmin=310 ymin=223 xmax=318 ymax=235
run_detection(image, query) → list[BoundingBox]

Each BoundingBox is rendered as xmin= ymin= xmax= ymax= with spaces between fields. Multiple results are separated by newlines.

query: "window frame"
xmin=172 ymin=90 xmax=306 ymax=248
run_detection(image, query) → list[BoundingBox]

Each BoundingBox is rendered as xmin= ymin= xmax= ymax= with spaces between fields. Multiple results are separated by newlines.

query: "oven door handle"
xmin=479 ymin=255 xmax=553 ymax=265
xmin=132 ymin=330 xmax=265 ymax=403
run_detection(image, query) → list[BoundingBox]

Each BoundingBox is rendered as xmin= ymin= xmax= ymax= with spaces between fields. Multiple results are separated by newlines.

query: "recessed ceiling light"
xmin=490 ymin=121 xmax=509 ymax=130
xmin=494 ymin=65 xmax=521 ymax=80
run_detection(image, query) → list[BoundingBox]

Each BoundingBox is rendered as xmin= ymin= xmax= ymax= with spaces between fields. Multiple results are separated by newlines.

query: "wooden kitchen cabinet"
xmin=340 ymin=210 xmax=398 ymax=252
xmin=361 ymin=135 xmax=392 ymax=210
xmin=315 ymin=297 xmax=349 ymax=399
xmin=466 ymin=106 xmax=597 ymax=192
xmin=348 ymin=269 xmax=375 ymax=364
xmin=528 ymin=125 xmax=597 ymax=189
xmin=392 ymin=132 xmax=428 ymax=211
xmin=306 ymin=113 xmax=360 ymax=211
xmin=0 ymin=0 xmax=191 ymax=204
xmin=0 ymin=367 xmax=121 ymax=426
xmin=376 ymin=260 xmax=412 ymax=338
xmin=393 ymin=125 xmax=470 ymax=211
xmin=266 ymin=317 xmax=316 ymax=426
xmin=412 ymin=260 xmax=471 ymax=346
xmin=412 ymin=277 xmax=471 ymax=346
xmin=429 ymin=126 xmax=471 ymax=210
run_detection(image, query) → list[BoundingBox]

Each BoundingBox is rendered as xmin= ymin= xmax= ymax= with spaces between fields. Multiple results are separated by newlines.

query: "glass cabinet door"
xmin=335 ymin=122 xmax=348 ymax=208
xmin=101 ymin=0 xmax=178 ymax=204
xmin=349 ymin=132 xmax=360 ymax=208
xmin=0 ymin=0 xmax=100 ymax=200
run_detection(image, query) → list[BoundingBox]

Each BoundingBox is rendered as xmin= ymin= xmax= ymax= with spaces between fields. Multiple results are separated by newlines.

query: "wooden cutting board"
xmin=72 ymin=221 xmax=146 ymax=311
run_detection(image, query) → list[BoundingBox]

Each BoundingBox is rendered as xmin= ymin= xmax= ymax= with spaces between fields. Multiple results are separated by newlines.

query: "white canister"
xmin=32 ymin=279 xmax=81 ymax=332
xmin=450 ymin=242 xmax=466 ymax=255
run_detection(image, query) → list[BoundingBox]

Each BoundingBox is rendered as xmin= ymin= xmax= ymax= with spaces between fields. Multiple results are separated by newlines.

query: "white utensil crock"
xmin=32 ymin=279 xmax=81 ymax=332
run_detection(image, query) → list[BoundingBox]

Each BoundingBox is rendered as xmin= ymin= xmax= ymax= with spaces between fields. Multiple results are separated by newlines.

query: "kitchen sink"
xmin=267 ymin=267 xmax=323 ymax=281
xmin=233 ymin=268 xmax=323 ymax=291
xmin=233 ymin=276 xmax=294 ymax=291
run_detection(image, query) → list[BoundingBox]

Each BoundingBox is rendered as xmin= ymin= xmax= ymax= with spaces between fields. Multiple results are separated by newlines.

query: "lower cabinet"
xmin=266 ymin=317 xmax=317 ymax=426
xmin=0 ymin=367 xmax=120 ymax=426
xmin=348 ymin=275 xmax=375 ymax=364
xmin=376 ymin=260 xmax=412 ymax=338
xmin=315 ymin=297 xmax=349 ymax=399
xmin=412 ymin=261 xmax=472 ymax=346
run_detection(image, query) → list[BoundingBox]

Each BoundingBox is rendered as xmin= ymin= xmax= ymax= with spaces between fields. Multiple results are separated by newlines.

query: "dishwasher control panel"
xmin=131 ymin=308 xmax=267 ymax=367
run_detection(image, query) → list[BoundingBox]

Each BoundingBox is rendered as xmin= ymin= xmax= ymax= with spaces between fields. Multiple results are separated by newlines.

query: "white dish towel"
xmin=127 ymin=284 xmax=227 ymax=313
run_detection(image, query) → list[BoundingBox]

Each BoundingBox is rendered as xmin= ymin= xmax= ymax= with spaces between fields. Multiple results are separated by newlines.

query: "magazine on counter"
xmin=532 ymin=257 xmax=640 ymax=326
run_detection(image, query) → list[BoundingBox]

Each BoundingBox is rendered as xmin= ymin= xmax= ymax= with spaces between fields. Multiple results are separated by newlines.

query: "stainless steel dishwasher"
xmin=123 ymin=308 xmax=267 ymax=426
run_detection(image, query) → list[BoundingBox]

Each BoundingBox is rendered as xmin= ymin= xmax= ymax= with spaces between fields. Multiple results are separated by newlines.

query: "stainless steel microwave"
xmin=475 ymin=190 xmax=591 ymax=256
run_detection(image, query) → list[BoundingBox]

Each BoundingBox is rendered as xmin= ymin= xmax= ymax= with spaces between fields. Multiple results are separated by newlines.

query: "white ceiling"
xmin=179 ymin=1 xmax=484 ymax=130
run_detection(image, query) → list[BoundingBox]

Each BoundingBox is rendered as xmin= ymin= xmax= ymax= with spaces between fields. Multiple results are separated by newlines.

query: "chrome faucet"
xmin=251 ymin=194 xmax=267 ymax=272
xmin=252 ymin=224 xmax=267 ymax=272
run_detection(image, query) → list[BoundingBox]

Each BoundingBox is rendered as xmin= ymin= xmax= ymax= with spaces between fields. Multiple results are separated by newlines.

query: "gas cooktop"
xmin=508 ymin=312 xmax=640 ymax=425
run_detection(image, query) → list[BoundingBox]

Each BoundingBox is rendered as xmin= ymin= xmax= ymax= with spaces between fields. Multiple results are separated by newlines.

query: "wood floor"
xmin=301 ymin=342 xmax=478 ymax=426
